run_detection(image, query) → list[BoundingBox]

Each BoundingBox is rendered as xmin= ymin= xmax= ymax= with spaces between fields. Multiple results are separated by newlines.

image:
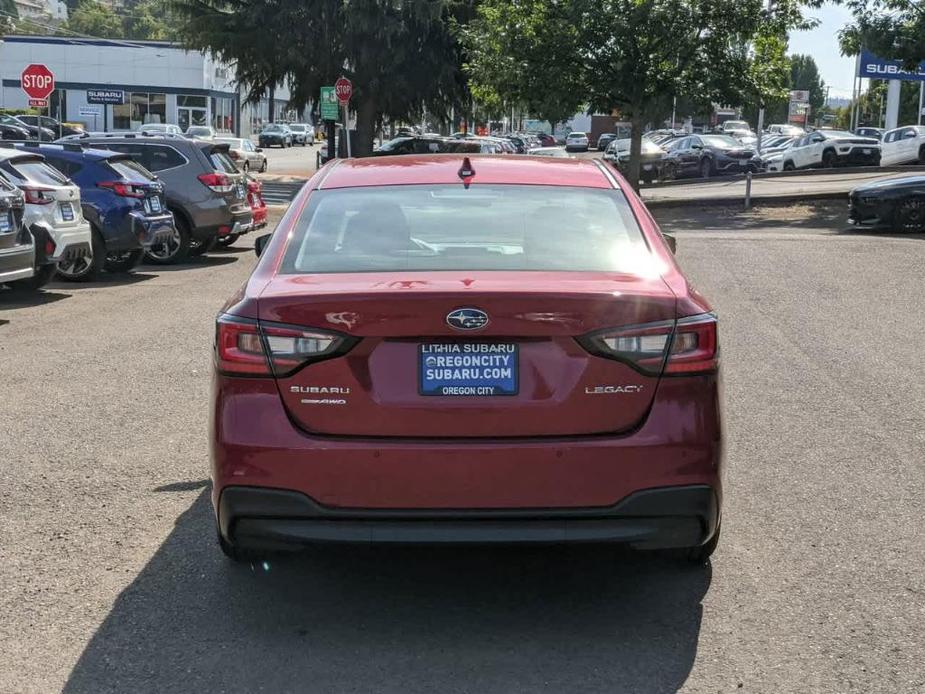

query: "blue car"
xmin=14 ymin=143 xmax=175 ymax=278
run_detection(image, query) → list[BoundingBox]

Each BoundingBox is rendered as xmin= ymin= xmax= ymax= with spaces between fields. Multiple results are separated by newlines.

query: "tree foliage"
xmin=461 ymin=0 xmax=583 ymax=131
xmin=171 ymin=0 xmax=472 ymax=155
xmin=61 ymin=0 xmax=176 ymax=40
xmin=840 ymin=0 xmax=925 ymax=69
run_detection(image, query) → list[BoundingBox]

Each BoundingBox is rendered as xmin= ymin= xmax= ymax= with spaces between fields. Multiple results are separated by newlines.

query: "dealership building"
xmin=0 ymin=35 xmax=298 ymax=136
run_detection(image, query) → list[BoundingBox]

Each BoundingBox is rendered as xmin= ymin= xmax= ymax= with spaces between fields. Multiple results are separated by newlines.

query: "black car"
xmin=76 ymin=134 xmax=253 ymax=264
xmin=0 ymin=114 xmax=53 ymax=141
xmin=258 ymin=124 xmax=292 ymax=148
xmin=849 ymin=176 xmax=925 ymax=232
xmin=0 ymin=123 xmax=31 ymax=141
xmin=663 ymin=134 xmax=763 ymax=179
xmin=18 ymin=116 xmax=84 ymax=139
xmin=605 ymin=138 xmax=667 ymax=183
xmin=373 ymin=136 xmax=451 ymax=155
xmin=597 ymin=133 xmax=618 ymax=152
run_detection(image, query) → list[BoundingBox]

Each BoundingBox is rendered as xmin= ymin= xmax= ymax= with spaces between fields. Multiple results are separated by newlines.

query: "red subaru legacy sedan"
xmin=211 ymin=154 xmax=722 ymax=563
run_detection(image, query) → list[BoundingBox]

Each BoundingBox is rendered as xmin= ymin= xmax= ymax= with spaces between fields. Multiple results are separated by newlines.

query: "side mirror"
xmin=691 ymin=143 xmax=702 ymax=150
xmin=663 ymin=233 xmax=677 ymax=254
xmin=255 ymin=147 xmax=263 ymax=152
xmin=254 ymin=233 xmax=271 ymax=258
xmin=905 ymin=132 xmax=917 ymax=139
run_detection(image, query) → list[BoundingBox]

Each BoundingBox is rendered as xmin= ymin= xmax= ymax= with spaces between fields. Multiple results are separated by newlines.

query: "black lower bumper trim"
xmin=219 ymin=484 xmax=719 ymax=550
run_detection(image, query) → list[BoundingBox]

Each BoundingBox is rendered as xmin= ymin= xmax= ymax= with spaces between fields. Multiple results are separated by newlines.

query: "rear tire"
xmin=9 ymin=263 xmax=57 ymax=290
xmin=242 ymin=161 xmax=250 ymax=173
xmin=218 ymin=532 xmax=269 ymax=564
xmin=821 ymin=149 xmax=837 ymax=168
xmin=56 ymin=229 xmax=106 ymax=282
xmin=104 ymin=249 xmax=143 ymax=273
xmin=783 ymin=160 xmax=795 ymax=171
xmin=145 ymin=213 xmax=191 ymax=265
xmin=189 ymin=234 xmax=218 ymax=256
xmin=894 ymin=197 xmax=925 ymax=232
xmin=260 ymin=159 xmax=267 ymax=173
xmin=918 ymin=145 xmax=925 ymax=164
xmin=686 ymin=521 xmax=721 ymax=564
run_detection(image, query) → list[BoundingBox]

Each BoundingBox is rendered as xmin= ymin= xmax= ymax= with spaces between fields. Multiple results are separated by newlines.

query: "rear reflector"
xmin=578 ymin=313 xmax=718 ymax=376
xmin=215 ymin=315 xmax=356 ymax=377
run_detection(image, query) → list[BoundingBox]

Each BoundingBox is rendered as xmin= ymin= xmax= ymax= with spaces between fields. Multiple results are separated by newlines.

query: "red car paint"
xmin=212 ymin=155 xmax=722 ymax=548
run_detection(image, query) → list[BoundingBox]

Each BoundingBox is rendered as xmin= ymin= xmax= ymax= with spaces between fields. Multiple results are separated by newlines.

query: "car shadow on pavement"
xmin=653 ymin=199 xmax=849 ymax=232
xmin=136 ymin=256 xmax=239 ymax=272
xmin=64 ymin=490 xmax=711 ymax=694
xmin=210 ymin=244 xmax=254 ymax=254
xmin=46 ymin=273 xmax=157 ymax=291
xmin=0 ymin=289 xmax=70 ymax=309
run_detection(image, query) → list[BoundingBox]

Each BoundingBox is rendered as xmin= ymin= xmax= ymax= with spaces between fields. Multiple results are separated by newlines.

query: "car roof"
xmin=318 ymin=154 xmax=615 ymax=190
xmin=14 ymin=143 xmax=122 ymax=161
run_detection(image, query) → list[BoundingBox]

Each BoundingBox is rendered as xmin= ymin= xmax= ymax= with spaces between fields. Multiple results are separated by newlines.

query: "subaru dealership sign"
xmin=859 ymin=49 xmax=925 ymax=82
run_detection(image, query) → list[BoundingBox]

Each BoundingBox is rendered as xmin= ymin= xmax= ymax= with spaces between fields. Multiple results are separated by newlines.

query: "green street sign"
xmin=320 ymin=86 xmax=338 ymax=120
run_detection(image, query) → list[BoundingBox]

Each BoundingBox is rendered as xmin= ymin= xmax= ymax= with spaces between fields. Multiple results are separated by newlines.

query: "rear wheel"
xmin=9 ymin=263 xmax=57 ymax=291
xmin=260 ymin=159 xmax=267 ymax=173
xmin=57 ymin=230 xmax=106 ymax=282
xmin=686 ymin=521 xmax=721 ymax=564
xmin=218 ymin=531 xmax=270 ymax=564
xmin=783 ymin=160 xmax=795 ymax=171
xmin=894 ymin=198 xmax=925 ymax=232
xmin=918 ymin=145 xmax=925 ymax=164
xmin=821 ymin=149 xmax=837 ymax=168
xmin=104 ymin=249 xmax=143 ymax=273
xmin=242 ymin=161 xmax=250 ymax=173
xmin=189 ymin=234 xmax=218 ymax=256
xmin=216 ymin=232 xmax=240 ymax=247
xmin=699 ymin=158 xmax=712 ymax=179
xmin=145 ymin=213 xmax=190 ymax=264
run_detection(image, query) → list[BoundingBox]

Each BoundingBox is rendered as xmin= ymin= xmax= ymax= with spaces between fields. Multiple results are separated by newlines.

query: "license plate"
xmin=149 ymin=196 xmax=162 ymax=213
xmin=236 ymin=185 xmax=245 ymax=199
xmin=0 ymin=214 xmax=10 ymax=233
xmin=642 ymin=164 xmax=653 ymax=170
xmin=862 ymin=148 xmax=871 ymax=155
xmin=739 ymin=159 xmax=749 ymax=166
xmin=420 ymin=343 xmax=518 ymax=396
xmin=59 ymin=202 xmax=74 ymax=221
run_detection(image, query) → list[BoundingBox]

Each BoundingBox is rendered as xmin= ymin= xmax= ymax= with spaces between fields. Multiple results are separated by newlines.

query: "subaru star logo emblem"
xmin=446 ymin=308 xmax=489 ymax=331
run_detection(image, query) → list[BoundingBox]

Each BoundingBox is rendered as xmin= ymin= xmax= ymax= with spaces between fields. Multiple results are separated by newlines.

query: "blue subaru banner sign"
xmin=86 ymin=89 xmax=124 ymax=105
xmin=419 ymin=343 xmax=518 ymax=396
xmin=858 ymin=49 xmax=925 ymax=82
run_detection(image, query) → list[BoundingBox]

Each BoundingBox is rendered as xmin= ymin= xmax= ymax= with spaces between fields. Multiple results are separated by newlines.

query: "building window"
xmin=177 ymin=95 xmax=208 ymax=131
xmin=211 ymin=96 xmax=234 ymax=133
xmin=112 ymin=92 xmax=168 ymax=130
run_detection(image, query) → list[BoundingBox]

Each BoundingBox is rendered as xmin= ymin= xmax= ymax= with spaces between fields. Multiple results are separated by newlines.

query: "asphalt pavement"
xmin=1 ymin=202 xmax=924 ymax=693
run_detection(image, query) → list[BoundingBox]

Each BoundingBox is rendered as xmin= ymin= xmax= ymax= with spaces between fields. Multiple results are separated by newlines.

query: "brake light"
xmin=578 ymin=313 xmax=718 ymax=375
xmin=215 ymin=315 xmax=354 ymax=377
xmin=21 ymin=186 xmax=54 ymax=205
xmin=98 ymin=181 xmax=146 ymax=198
xmin=198 ymin=172 xmax=234 ymax=193
xmin=228 ymin=150 xmax=240 ymax=160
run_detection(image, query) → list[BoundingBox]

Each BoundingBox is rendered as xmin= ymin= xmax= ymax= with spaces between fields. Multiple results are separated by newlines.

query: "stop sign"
xmin=21 ymin=64 xmax=54 ymax=101
xmin=334 ymin=77 xmax=353 ymax=105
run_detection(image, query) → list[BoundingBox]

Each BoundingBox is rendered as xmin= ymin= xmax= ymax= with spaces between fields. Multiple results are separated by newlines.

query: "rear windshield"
xmin=5 ymin=159 xmax=68 ymax=186
xmin=106 ymin=158 xmax=156 ymax=182
xmin=209 ymin=150 xmax=238 ymax=173
xmin=280 ymin=184 xmax=650 ymax=274
xmin=289 ymin=125 xmax=306 ymax=132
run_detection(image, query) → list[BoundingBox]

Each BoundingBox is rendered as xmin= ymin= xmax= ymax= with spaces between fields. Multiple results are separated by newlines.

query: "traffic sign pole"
xmin=343 ymin=103 xmax=351 ymax=158
xmin=335 ymin=77 xmax=353 ymax=159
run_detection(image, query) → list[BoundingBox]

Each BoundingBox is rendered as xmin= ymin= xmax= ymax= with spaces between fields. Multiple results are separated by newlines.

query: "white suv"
xmin=880 ymin=125 xmax=925 ymax=166
xmin=0 ymin=149 xmax=92 ymax=282
xmin=780 ymin=130 xmax=880 ymax=170
xmin=565 ymin=132 xmax=589 ymax=152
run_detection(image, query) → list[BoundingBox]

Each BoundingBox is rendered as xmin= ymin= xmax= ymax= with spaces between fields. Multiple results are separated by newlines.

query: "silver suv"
xmin=0 ymin=175 xmax=35 ymax=288
xmin=0 ymin=148 xmax=92 ymax=284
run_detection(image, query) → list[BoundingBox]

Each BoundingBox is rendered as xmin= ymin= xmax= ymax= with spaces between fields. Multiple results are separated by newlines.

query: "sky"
xmin=789 ymin=3 xmax=858 ymax=98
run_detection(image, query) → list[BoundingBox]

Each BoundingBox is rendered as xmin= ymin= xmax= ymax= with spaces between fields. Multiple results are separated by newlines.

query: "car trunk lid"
xmin=258 ymin=271 xmax=678 ymax=438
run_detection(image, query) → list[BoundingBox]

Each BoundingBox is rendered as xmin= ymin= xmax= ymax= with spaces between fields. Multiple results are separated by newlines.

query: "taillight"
xmin=578 ymin=313 xmax=718 ymax=376
xmin=215 ymin=315 xmax=355 ymax=377
xmin=228 ymin=150 xmax=240 ymax=160
xmin=198 ymin=173 xmax=234 ymax=193
xmin=98 ymin=181 xmax=146 ymax=198
xmin=21 ymin=187 xmax=54 ymax=205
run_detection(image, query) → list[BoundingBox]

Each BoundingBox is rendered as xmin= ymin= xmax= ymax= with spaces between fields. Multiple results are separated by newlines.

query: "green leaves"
xmin=839 ymin=0 xmax=925 ymax=69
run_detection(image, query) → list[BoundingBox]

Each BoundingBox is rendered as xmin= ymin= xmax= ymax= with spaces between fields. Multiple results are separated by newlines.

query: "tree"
xmin=840 ymin=0 xmax=925 ymax=70
xmin=461 ymin=0 xmax=584 ymax=133
xmin=171 ymin=0 xmax=472 ymax=155
xmin=0 ymin=0 xmax=18 ymax=35
xmin=63 ymin=1 xmax=123 ymax=38
xmin=578 ymin=0 xmax=801 ymax=188
xmin=790 ymin=54 xmax=825 ymax=116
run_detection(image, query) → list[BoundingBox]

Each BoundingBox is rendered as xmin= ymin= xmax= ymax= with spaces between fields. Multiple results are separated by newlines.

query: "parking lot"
xmin=1 ymin=200 xmax=923 ymax=693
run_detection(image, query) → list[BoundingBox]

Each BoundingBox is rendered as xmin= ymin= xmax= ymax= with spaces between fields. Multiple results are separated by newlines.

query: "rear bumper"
xmin=130 ymin=210 xmax=175 ymax=249
xmin=211 ymin=375 xmax=723 ymax=530
xmin=836 ymin=149 xmax=880 ymax=166
xmin=0 ymin=243 xmax=35 ymax=283
xmin=219 ymin=484 xmax=719 ymax=549
xmin=46 ymin=222 xmax=92 ymax=263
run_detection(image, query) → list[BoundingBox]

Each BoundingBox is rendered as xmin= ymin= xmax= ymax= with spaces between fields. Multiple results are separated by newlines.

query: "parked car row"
xmin=0 ymin=134 xmax=269 ymax=293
